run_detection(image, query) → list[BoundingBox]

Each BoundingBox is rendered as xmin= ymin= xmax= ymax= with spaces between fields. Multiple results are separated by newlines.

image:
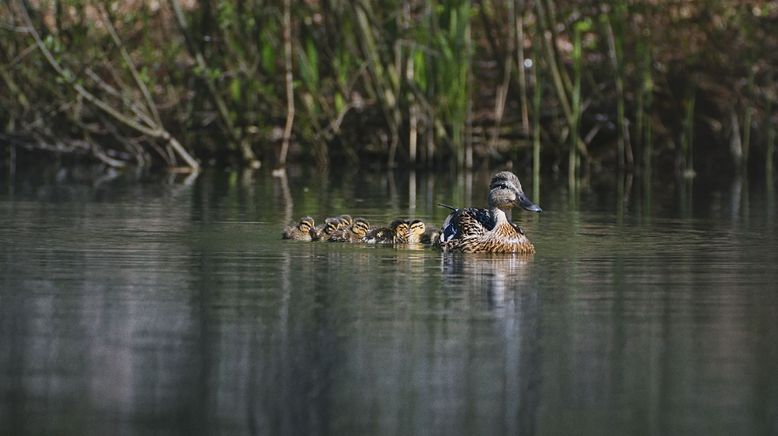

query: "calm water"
xmin=1 ymin=167 xmax=777 ymax=436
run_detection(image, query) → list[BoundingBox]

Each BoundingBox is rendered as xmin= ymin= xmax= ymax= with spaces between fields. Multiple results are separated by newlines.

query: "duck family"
xmin=281 ymin=171 xmax=541 ymax=254
xmin=283 ymin=215 xmax=430 ymax=245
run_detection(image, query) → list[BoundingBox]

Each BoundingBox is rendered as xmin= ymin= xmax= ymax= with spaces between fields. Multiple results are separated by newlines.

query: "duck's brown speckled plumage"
xmin=310 ymin=216 xmax=343 ymax=241
xmin=363 ymin=219 xmax=410 ymax=244
xmin=438 ymin=207 xmax=535 ymax=253
xmin=336 ymin=215 xmax=353 ymax=228
xmin=328 ymin=217 xmax=370 ymax=242
xmin=282 ymin=216 xmax=316 ymax=241
xmin=407 ymin=220 xmax=426 ymax=243
xmin=437 ymin=171 xmax=541 ymax=254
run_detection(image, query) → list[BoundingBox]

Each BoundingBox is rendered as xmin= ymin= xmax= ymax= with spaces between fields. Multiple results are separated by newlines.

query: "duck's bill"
xmin=518 ymin=193 xmax=542 ymax=213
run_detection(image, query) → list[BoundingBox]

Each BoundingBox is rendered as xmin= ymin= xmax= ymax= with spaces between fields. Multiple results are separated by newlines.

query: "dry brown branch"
xmin=95 ymin=3 xmax=161 ymax=126
xmin=16 ymin=1 xmax=200 ymax=171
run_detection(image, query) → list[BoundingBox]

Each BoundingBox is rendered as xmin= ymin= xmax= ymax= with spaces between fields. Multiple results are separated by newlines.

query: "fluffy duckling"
xmin=420 ymin=226 xmax=441 ymax=245
xmin=328 ymin=217 xmax=371 ymax=242
xmin=363 ymin=219 xmax=410 ymax=244
xmin=337 ymin=214 xmax=353 ymax=228
xmin=310 ymin=216 xmax=342 ymax=241
xmin=282 ymin=216 xmax=316 ymax=241
xmin=407 ymin=219 xmax=426 ymax=243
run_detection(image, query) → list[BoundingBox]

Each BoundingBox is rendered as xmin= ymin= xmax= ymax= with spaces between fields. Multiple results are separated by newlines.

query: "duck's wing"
xmin=509 ymin=222 xmax=525 ymax=235
xmin=440 ymin=207 xmax=496 ymax=243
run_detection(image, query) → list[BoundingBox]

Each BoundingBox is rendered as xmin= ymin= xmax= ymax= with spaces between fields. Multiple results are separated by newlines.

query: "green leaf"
xmin=575 ymin=18 xmax=593 ymax=33
xmin=230 ymin=78 xmax=242 ymax=102
xmin=261 ymin=43 xmax=276 ymax=74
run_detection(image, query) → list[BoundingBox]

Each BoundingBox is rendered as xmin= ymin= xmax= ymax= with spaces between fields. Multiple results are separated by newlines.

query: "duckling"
xmin=328 ymin=217 xmax=371 ymax=242
xmin=310 ymin=216 xmax=342 ymax=241
xmin=407 ymin=219 xmax=426 ymax=243
xmin=363 ymin=219 xmax=410 ymax=244
xmin=436 ymin=171 xmax=541 ymax=254
xmin=282 ymin=216 xmax=316 ymax=241
xmin=337 ymin=214 xmax=353 ymax=228
xmin=420 ymin=226 xmax=441 ymax=245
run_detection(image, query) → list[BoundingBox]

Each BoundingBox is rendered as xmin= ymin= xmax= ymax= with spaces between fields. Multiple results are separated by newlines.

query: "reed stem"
xmin=515 ymin=1 xmax=529 ymax=134
xmin=681 ymin=88 xmax=696 ymax=177
xmin=279 ymin=0 xmax=294 ymax=168
xmin=535 ymin=0 xmax=569 ymax=122
xmin=532 ymin=33 xmax=542 ymax=202
xmin=767 ymin=95 xmax=775 ymax=178
xmin=742 ymin=67 xmax=755 ymax=173
xmin=641 ymin=47 xmax=654 ymax=177
xmin=570 ymin=19 xmax=588 ymax=185
xmin=604 ymin=10 xmax=631 ymax=170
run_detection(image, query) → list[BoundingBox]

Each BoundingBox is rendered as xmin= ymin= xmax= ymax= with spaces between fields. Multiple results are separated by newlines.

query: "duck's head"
xmin=352 ymin=218 xmax=370 ymax=238
xmin=488 ymin=171 xmax=542 ymax=213
xmin=409 ymin=219 xmax=426 ymax=239
xmin=308 ymin=217 xmax=341 ymax=240
xmin=389 ymin=219 xmax=410 ymax=235
xmin=338 ymin=214 xmax=354 ymax=228
xmin=324 ymin=217 xmax=343 ymax=234
xmin=298 ymin=216 xmax=315 ymax=232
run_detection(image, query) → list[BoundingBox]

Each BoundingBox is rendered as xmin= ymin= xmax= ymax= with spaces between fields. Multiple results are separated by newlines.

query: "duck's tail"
xmin=438 ymin=203 xmax=457 ymax=211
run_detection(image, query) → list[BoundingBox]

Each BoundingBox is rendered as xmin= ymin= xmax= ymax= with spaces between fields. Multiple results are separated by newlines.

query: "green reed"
xmin=603 ymin=6 xmax=630 ymax=170
xmin=636 ymin=40 xmax=653 ymax=174
xmin=532 ymin=32 xmax=542 ymax=202
xmin=570 ymin=19 xmax=589 ymax=185
xmin=432 ymin=0 xmax=472 ymax=167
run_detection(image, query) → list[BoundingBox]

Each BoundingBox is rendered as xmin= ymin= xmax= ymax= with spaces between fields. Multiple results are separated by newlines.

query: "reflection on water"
xmin=1 ymin=167 xmax=777 ymax=435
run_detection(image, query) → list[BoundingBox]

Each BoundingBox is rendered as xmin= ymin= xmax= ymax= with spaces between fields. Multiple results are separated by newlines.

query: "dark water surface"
xmin=1 ymin=168 xmax=777 ymax=435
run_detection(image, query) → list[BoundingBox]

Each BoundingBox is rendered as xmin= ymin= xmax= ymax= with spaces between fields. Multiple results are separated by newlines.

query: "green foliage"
xmin=298 ymin=37 xmax=320 ymax=90
xmin=43 ymin=34 xmax=63 ymax=55
xmin=2 ymin=0 xmax=777 ymax=172
xmin=261 ymin=43 xmax=277 ymax=75
xmin=230 ymin=78 xmax=242 ymax=103
xmin=429 ymin=0 xmax=472 ymax=159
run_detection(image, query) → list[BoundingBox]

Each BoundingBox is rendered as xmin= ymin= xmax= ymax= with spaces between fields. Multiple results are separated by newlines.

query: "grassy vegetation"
xmin=1 ymin=0 xmax=776 ymax=177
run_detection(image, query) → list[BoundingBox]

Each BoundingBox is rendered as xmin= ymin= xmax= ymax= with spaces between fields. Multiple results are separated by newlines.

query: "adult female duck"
xmin=437 ymin=171 xmax=542 ymax=254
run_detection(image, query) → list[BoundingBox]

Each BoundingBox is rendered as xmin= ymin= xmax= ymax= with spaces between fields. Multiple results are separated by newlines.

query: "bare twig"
xmin=96 ymin=3 xmax=161 ymax=126
xmin=16 ymin=1 xmax=200 ymax=171
xmin=490 ymin=0 xmax=515 ymax=151
xmin=84 ymin=68 xmax=157 ymax=128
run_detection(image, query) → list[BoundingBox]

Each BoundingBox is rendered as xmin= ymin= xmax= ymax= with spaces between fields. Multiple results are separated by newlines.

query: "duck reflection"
xmin=440 ymin=253 xmax=534 ymax=310
xmin=437 ymin=253 xmax=541 ymax=434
